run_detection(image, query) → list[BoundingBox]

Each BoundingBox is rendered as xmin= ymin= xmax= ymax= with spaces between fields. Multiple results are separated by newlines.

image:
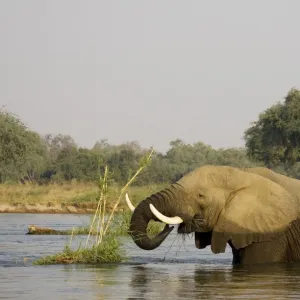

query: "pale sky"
xmin=1 ymin=1 xmax=299 ymax=152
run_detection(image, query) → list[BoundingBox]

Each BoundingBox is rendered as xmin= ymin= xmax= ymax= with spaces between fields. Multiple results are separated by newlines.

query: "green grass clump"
xmin=147 ymin=221 xmax=165 ymax=236
xmin=34 ymin=149 xmax=155 ymax=265
xmin=33 ymin=236 xmax=125 ymax=265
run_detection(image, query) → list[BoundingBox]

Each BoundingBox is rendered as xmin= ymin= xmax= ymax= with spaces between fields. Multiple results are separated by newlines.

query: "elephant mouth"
xmin=195 ymin=231 xmax=212 ymax=249
xmin=177 ymin=213 xmax=211 ymax=236
xmin=177 ymin=224 xmax=212 ymax=249
xmin=195 ymin=232 xmax=202 ymax=249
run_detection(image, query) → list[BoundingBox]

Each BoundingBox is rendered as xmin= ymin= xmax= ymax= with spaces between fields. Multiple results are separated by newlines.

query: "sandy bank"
xmin=0 ymin=203 xmax=98 ymax=214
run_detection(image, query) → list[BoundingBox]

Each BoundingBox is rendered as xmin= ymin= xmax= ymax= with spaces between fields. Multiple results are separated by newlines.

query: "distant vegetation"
xmin=1 ymin=87 xmax=300 ymax=188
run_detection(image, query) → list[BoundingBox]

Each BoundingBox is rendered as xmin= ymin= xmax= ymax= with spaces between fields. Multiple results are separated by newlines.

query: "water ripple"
xmin=1 ymin=213 xmax=300 ymax=299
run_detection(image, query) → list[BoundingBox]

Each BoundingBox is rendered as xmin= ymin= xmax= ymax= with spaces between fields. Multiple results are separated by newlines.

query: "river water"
xmin=1 ymin=214 xmax=300 ymax=299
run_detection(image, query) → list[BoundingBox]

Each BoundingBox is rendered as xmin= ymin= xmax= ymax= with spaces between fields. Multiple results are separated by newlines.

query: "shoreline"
xmin=0 ymin=182 xmax=165 ymax=215
xmin=0 ymin=203 xmax=99 ymax=214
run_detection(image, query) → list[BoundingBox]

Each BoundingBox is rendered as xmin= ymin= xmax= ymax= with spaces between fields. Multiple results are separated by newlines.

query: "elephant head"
xmin=127 ymin=165 xmax=299 ymax=254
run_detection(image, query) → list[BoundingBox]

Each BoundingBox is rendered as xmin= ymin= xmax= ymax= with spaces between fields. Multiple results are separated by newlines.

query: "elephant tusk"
xmin=125 ymin=193 xmax=135 ymax=212
xmin=149 ymin=204 xmax=183 ymax=225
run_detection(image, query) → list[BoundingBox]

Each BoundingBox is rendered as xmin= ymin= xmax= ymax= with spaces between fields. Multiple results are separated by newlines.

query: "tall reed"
xmin=34 ymin=149 xmax=155 ymax=265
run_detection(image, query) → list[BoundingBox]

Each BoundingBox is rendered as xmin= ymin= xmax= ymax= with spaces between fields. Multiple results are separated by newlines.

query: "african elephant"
xmin=126 ymin=165 xmax=300 ymax=265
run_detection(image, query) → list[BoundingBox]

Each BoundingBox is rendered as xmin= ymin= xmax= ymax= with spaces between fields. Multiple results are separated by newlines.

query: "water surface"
xmin=1 ymin=213 xmax=300 ymax=299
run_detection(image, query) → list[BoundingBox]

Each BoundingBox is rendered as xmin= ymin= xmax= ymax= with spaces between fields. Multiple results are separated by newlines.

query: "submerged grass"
xmin=34 ymin=149 xmax=156 ymax=265
xmin=34 ymin=236 xmax=125 ymax=265
xmin=27 ymin=224 xmax=94 ymax=235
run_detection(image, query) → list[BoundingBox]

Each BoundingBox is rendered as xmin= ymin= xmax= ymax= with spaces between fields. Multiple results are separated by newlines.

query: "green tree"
xmin=0 ymin=109 xmax=47 ymax=182
xmin=43 ymin=133 xmax=77 ymax=162
xmin=53 ymin=146 xmax=78 ymax=181
xmin=216 ymin=148 xmax=257 ymax=168
xmin=244 ymin=88 xmax=300 ymax=167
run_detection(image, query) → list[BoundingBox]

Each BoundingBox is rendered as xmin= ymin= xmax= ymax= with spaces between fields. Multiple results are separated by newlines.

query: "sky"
xmin=1 ymin=1 xmax=300 ymax=153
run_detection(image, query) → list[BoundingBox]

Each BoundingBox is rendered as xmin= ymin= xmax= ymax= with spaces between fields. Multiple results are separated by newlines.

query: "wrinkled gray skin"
xmin=129 ymin=166 xmax=300 ymax=265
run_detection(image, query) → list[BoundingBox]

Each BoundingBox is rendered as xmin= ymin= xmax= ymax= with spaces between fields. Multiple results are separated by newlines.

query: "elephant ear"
xmin=210 ymin=177 xmax=299 ymax=254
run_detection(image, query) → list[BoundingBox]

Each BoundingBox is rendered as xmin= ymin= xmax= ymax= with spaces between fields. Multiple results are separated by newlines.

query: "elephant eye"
xmin=197 ymin=194 xmax=205 ymax=209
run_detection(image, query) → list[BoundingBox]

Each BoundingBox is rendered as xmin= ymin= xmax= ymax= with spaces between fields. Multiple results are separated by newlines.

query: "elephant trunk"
xmin=129 ymin=184 xmax=185 ymax=250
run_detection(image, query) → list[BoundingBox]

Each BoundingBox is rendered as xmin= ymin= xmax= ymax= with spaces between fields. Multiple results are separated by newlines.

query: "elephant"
xmin=126 ymin=165 xmax=300 ymax=265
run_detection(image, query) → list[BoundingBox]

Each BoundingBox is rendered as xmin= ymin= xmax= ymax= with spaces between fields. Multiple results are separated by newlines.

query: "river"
xmin=1 ymin=213 xmax=300 ymax=299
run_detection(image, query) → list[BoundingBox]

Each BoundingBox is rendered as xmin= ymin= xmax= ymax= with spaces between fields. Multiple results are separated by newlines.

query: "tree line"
xmin=1 ymin=88 xmax=300 ymax=185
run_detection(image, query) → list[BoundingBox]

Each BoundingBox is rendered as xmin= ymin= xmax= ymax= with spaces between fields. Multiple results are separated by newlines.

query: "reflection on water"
xmin=1 ymin=214 xmax=300 ymax=299
xmin=127 ymin=263 xmax=300 ymax=299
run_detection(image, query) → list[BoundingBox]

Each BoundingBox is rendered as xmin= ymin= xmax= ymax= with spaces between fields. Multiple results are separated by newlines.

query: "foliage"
xmin=0 ymin=109 xmax=258 ymax=185
xmin=0 ymin=109 xmax=47 ymax=183
xmin=244 ymin=88 xmax=300 ymax=173
xmin=3 ymin=88 xmax=300 ymax=185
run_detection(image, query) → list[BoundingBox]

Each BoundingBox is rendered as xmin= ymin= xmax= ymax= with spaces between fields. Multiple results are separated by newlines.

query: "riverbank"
xmin=0 ymin=202 xmax=96 ymax=214
xmin=0 ymin=182 xmax=167 ymax=214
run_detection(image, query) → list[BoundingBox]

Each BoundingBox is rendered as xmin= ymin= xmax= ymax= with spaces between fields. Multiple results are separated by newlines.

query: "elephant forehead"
xmin=177 ymin=168 xmax=224 ymax=190
xmin=177 ymin=165 xmax=256 ymax=191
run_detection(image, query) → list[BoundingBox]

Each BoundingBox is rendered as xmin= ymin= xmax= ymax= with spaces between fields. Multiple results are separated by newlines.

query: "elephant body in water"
xmin=126 ymin=165 xmax=300 ymax=265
